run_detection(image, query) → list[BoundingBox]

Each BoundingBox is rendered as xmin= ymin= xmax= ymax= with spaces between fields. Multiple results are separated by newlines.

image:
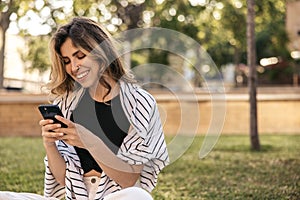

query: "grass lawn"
xmin=0 ymin=135 xmax=299 ymax=199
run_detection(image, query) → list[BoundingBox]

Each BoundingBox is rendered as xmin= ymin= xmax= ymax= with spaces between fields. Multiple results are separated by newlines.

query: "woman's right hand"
xmin=39 ymin=119 xmax=64 ymax=147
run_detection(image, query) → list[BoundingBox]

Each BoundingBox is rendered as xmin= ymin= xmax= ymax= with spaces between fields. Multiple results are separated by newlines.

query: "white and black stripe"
xmin=43 ymin=81 xmax=169 ymax=200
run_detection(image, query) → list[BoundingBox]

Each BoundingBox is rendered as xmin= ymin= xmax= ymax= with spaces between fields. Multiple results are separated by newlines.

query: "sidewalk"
xmin=151 ymin=86 xmax=300 ymax=102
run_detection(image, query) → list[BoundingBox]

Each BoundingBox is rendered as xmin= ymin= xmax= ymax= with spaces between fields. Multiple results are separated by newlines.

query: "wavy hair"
xmin=46 ymin=17 xmax=135 ymax=98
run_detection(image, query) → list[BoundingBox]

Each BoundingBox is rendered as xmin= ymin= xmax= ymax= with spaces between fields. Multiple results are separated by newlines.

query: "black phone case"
xmin=38 ymin=104 xmax=67 ymax=128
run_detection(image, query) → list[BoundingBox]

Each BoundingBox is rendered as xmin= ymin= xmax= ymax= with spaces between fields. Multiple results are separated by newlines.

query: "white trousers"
xmin=0 ymin=192 xmax=58 ymax=200
xmin=0 ymin=176 xmax=152 ymax=200
xmin=84 ymin=176 xmax=101 ymax=200
xmin=0 ymin=188 xmax=153 ymax=200
xmin=104 ymin=187 xmax=153 ymax=200
xmin=84 ymin=176 xmax=153 ymax=200
xmin=0 ymin=184 xmax=153 ymax=200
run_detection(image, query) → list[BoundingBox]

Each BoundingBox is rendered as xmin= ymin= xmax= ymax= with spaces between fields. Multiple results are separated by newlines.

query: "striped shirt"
xmin=43 ymin=81 xmax=169 ymax=200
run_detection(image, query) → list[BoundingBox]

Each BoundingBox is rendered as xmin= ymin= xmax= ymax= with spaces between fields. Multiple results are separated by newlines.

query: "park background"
xmin=0 ymin=0 xmax=299 ymax=199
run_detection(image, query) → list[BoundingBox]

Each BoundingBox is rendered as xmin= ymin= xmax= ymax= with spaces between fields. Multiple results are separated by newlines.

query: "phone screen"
xmin=38 ymin=104 xmax=67 ymax=128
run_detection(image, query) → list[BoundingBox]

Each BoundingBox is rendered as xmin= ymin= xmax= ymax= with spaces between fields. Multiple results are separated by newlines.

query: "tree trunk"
xmin=0 ymin=0 xmax=13 ymax=90
xmin=247 ymin=0 xmax=260 ymax=150
xmin=0 ymin=30 xmax=7 ymax=90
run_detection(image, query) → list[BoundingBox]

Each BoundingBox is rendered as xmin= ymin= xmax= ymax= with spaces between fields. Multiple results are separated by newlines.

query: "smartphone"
xmin=38 ymin=104 xmax=68 ymax=128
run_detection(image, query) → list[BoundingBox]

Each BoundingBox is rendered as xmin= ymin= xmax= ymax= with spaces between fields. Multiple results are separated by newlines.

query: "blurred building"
xmin=4 ymin=34 xmax=49 ymax=93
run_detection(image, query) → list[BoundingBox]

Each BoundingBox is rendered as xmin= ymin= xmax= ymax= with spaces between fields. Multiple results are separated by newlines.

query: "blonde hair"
xmin=46 ymin=17 xmax=134 ymax=97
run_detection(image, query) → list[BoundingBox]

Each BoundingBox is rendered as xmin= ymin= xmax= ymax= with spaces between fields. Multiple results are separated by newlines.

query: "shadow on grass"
xmin=213 ymin=144 xmax=280 ymax=153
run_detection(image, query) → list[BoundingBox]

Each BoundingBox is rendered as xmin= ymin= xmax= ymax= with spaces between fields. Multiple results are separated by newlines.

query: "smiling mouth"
xmin=76 ymin=70 xmax=89 ymax=80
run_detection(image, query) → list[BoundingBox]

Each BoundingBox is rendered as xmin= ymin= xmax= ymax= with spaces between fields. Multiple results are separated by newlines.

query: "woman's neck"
xmin=88 ymin=78 xmax=119 ymax=102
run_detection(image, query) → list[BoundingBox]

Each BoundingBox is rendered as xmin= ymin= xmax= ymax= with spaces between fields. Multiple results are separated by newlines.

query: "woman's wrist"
xmin=43 ymin=141 xmax=57 ymax=148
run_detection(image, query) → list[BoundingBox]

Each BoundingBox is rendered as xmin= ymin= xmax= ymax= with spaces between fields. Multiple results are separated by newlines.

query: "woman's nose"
xmin=71 ymin=59 xmax=80 ymax=72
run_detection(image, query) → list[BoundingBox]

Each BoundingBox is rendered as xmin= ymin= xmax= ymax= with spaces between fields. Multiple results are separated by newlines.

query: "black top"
xmin=71 ymin=90 xmax=130 ymax=174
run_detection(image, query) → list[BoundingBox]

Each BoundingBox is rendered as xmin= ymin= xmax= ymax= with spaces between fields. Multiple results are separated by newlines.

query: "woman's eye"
xmin=63 ymin=58 xmax=70 ymax=64
xmin=77 ymin=52 xmax=86 ymax=59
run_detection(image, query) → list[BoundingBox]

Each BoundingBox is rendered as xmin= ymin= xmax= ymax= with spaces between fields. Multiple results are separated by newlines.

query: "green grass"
xmin=0 ymin=137 xmax=45 ymax=195
xmin=0 ymin=135 xmax=299 ymax=199
xmin=154 ymin=135 xmax=300 ymax=200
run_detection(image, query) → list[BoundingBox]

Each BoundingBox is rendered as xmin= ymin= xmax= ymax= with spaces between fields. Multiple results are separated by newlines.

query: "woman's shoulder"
xmin=52 ymin=87 xmax=84 ymax=106
xmin=120 ymin=81 xmax=156 ymax=106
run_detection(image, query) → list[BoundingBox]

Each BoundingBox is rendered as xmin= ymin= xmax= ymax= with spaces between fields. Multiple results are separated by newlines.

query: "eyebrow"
xmin=72 ymin=50 xmax=80 ymax=57
xmin=62 ymin=50 xmax=81 ymax=58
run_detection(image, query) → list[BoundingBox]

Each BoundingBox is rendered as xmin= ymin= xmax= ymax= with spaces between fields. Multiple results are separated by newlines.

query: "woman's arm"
xmin=55 ymin=116 xmax=144 ymax=188
xmin=40 ymin=119 xmax=66 ymax=185
xmin=97 ymin=155 xmax=144 ymax=188
xmin=44 ymin=143 xmax=66 ymax=185
xmin=79 ymin=126 xmax=144 ymax=188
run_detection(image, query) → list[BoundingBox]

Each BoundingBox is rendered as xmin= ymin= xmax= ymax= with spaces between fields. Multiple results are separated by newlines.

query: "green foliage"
xmin=21 ymin=36 xmax=51 ymax=75
xmin=2 ymin=0 xmax=291 ymax=84
xmin=255 ymin=0 xmax=290 ymax=61
xmin=0 ymin=135 xmax=299 ymax=199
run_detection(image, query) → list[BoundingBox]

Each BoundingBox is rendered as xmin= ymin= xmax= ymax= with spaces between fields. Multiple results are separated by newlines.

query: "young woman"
xmin=39 ymin=17 xmax=169 ymax=200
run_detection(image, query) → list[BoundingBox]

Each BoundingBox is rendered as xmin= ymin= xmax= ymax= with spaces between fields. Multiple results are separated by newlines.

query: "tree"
xmin=0 ymin=0 xmax=18 ymax=89
xmin=6 ymin=0 xmax=146 ymax=79
xmin=1 ymin=0 xmax=291 ymax=90
xmin=21 ymin=35 xmax=50 ymax=78
xmin=247 ymin=0 xmax=260 ymax=150
xmin=0 ymin=0 xmax=54 ymax=89
xmin=1 ymin=0 xmax=78 ymax=90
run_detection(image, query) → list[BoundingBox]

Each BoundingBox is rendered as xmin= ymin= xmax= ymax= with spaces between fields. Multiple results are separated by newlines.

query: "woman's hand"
xmin=39 ymin=116 xmax=84 ymax=148
xmin=39 ymin=118 xmax=64 ymax=147
xmin=39 ymin=116 xmax=69 ymax=186
xmin=52 ymin=116 xmax=85 ymax=148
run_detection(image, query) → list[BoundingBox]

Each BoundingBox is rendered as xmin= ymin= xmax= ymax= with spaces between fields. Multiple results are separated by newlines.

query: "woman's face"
xmin=60 ymin=37 xmax=102 ymax=88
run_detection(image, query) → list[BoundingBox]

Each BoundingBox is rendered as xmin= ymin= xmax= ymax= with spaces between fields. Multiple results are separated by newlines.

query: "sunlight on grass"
xmin=0 ymin=135 xmax=299 ymax=199
xmin=153 ymin=135 xmax=300 ymax=200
